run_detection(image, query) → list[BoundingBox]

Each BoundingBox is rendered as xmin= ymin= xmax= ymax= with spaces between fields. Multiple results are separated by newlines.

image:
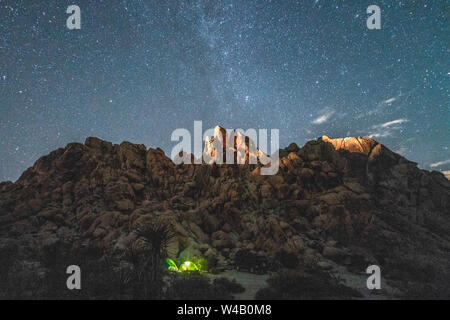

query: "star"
xmin=0 ymin=1 xmax=448 ymax=181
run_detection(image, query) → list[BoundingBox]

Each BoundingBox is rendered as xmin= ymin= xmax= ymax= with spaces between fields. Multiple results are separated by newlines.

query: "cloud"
xmin=368 ymin=119 xmax=408 ymax=139
xmin=430 ymin=159 xmax=450 ymax=168
xmin=370 ymin=119 xmax=408 ymax=129
xmin=361 ymin=96 xmax=400 ymax=118
xmin=312 ymin=109 xmax=335 ymax=124
xmin=394 ymin=147 xmax=408 ymax=155
xmin=313 ymin=115 xmax=328 ymax=124
xmin=368 ymin=131 xmax=392 ymax=138
xmin=379 ymin=119 xmax=408 ymax=128
xmin=383 ymin=97 xmax=396 ymax=104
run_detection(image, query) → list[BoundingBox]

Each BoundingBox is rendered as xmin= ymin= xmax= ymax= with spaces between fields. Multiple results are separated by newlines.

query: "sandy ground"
xmin=209 ymin=264 xmax=403 ymax=300
xmin=209 ymin=270 xmax=270 ymax=300
xmin=331 ymin=264 xmax=403 ymax=300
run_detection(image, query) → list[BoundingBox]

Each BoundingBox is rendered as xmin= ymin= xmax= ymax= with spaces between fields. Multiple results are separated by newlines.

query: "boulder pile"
xmin=1 ymin=131 xmax=449 ymax=298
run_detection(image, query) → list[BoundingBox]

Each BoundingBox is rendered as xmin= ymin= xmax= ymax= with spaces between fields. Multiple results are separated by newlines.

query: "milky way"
xmin=0 ymin=0 xmax=449 ymax=181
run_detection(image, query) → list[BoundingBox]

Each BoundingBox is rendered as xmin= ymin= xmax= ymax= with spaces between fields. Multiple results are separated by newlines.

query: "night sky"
xmin=1 ymin=0 xmax=449 ymax=182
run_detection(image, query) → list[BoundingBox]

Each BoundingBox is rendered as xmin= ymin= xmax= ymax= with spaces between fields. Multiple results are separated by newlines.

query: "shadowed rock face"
xmin=1 ymin=134 xmax=449 ymax=298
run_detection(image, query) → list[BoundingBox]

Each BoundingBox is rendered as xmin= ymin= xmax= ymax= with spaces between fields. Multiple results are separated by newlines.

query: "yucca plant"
xmin=135 ymin=221 xmax=174 ymax=257
xmin=134 ymin=219 xmax=174 ymax=298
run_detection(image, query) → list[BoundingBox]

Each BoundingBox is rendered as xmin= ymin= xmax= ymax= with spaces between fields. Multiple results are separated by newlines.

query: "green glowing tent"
xmin=165 ymin=258 xmax=179 ymax=272
xmin=179 ymin=261 xmax=199 ymax=272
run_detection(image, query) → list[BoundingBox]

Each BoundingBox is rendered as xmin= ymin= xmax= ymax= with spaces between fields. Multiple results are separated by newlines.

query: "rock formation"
xmin=204 ymin=126 xmax=262 ymax=165
xmin=0 ymin=132 xmax=449 ymax=299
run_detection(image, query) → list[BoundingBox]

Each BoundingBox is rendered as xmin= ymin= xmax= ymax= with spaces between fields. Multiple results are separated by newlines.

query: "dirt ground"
xmin=209 ymin=264 xmax=402 ymax=300
xmin=209 ymin=270 xmax=270 ymax=300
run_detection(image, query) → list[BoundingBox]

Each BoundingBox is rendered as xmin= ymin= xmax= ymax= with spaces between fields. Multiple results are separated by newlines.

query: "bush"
xmin=234 ymin=249 xmax=268 ymax=274
xmin=166 ymin=273 xmax=232 ymax=300
xmin=274 ymin=250 xmax=299 ymax=269
xmin=206 ymin=255 xmax=218 ymax=270
xmin=254 ymin=287 xmax=280 ymax=300
xmin=255 ymin=268 xmax=362 ymax=300
xmin=0 ymin=241 xmax=166 ymax=300
xmin=213 ymin=277 xmax=245 ymax=294
xmin=165 ymin=274 xmax=246 ymax=300
xmin=403 ymin=282 xmax=450 ymax=300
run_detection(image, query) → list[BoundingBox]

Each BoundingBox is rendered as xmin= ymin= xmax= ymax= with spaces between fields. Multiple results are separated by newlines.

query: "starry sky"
xmin=1 ymin=0 xmax=449 ymax=182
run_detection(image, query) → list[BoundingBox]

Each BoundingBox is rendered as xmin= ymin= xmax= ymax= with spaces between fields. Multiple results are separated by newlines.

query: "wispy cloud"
xmin=368 ymin=119 xmax=408 ymax=139
xmin=366 ymin=97 xmax=398 ymax=116
xmin=394 ymin=147 xmax=408 ymax=155
xmin=430 ymin=159 xmax=450 ymax=168
xmin=368 ymin=132 xmax=392 ymax=138
xmin=312 ymin=109 xmax=335 ymax=125
xmin=379 ymin=119 xmax=408 ymax=128
xmin=383 ymin=97 xmax=396 ymax=105
xmin=313 ymin=115 xmax=329 ymax=124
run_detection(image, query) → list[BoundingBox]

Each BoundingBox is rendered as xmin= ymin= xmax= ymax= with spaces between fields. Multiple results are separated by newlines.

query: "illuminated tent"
xmin=165 ymin=258 xmax=179 ymax=272
xmin=179 ymin=261 xmax=199 ymax=272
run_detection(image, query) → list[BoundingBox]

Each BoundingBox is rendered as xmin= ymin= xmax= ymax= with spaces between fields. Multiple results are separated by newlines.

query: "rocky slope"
xmin=1 ymin=131 xmax=449 ymax=299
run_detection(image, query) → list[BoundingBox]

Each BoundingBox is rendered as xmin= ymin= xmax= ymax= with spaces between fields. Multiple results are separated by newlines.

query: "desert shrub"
xmin=6 ymin=241 xmax=159 ymax=300
xmin=206 ymin=255 xmax=218 ymax=270
xmin=135 ymin=220 xmax=175 ymax=282
xmin=403 ymin=282 xmax=450 ymax=300
xmin=386 ymin=257 xmax=437 ymax=283
xmin=121 ymin=220 xmax=176 ymax=299
xmin=274 ymin=250 xmax=298 ymax=269
xmin=388 ymin=257 xmax=450 ymax=299
xmin=213 ymin=277 xmax=245 ymax=294
xmin=0 ymin=241 xmax=18 ymax=299
xmin=166 ymin=273 xmax=232 ymax=300
xmin=234 ymin=249 xmax=268 ymax=273
xmin=0 ymin=260 xmax=47 ymax=300
xmin=255 ymin=268 xmax=362 ymax=300
xmin=254 ymin=287 xmax=280 ymax=300
xmin=39 ymin=244 xmax=126 ymax=299
xmin=165 ymin=273 xmax=245 ymax=300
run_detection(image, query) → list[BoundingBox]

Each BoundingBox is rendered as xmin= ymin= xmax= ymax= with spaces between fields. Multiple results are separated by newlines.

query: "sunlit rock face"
xmin=444 ymin=171 xmax=450 ymax=180
xmin=204 ymin=126 xmax=261 ymax=165
xmin=321 ymin=135 xmax=378 ymax=155
xmin=204 ymin=126 xmax=228 ymax=164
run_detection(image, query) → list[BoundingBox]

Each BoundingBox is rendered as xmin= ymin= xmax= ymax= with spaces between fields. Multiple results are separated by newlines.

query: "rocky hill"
xmin=0 ymin=131 xmax=449 ymax=299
